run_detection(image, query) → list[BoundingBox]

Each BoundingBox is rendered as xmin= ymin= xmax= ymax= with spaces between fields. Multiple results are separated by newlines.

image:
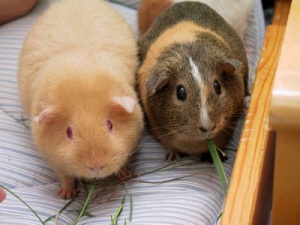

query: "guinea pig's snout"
xmin=199 ymin=125 xmax=216 ymax=133
xmin=87 ymin=163 xmax=106 ymax=177
xmin=199 ymin=124 xmax=217 ymax=138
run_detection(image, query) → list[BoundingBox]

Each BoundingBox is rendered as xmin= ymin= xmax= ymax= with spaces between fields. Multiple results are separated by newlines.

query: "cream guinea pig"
xmin=138 ymin=0 xmax=253 ymax=39
xmin=18 ymin=0 xmax=144 ymax=199
xmin=137 ymin=2 xmax=248 ymax=161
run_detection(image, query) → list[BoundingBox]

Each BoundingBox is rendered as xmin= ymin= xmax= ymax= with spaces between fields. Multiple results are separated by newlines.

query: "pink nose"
xmin=88 ymin=165 xmax=105 ymax=172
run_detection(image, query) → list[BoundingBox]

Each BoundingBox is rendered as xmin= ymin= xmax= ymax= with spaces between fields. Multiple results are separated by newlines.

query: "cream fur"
xmin=19 ymin=0 xmax=138 ymax=115
xmin=18 ymin=0 xmax=143 ymax=199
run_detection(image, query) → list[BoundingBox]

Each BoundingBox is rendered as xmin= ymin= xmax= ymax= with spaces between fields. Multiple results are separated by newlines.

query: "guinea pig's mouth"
xmin=177 ymin=127 xmax=218 ymax=140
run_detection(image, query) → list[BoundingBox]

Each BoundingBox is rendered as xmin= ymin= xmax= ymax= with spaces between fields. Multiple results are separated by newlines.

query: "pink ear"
xmin=33 ymin=107 xmax=56 ymax=124
xmin=112 ymin=96 xmax=136 ymax=114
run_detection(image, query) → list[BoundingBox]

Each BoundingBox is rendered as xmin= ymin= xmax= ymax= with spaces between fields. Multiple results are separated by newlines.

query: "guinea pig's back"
xmin=139 ymin=2 xmax=246 ymax=63
xmin=18 ymin=0 xmax=137 ymax=115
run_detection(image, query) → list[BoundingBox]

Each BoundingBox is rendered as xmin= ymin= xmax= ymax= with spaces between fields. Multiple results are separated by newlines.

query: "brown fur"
xmin=138 ymin=0 xmax=252 ymax=38
xmin=18 ymin=0 xmax=144 ymax=199
xmin=137 ymin=2 xmax=248 ymax=159
xmin=138 ymin=0 xmax=172 ymax=35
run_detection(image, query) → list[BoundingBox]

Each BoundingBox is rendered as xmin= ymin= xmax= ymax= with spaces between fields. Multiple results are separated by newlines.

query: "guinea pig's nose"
xmin=199 ymin=125 xmax=216 ymax=133
xmin=199 ymin=127 xmax=208 ymax=133
xmin=88 ymin=165 xmax=105 ymax=172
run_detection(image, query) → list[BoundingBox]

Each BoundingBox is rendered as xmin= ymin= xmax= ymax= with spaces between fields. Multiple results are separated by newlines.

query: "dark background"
xmin=262 ymin=0 xmax=274 ymax=9
xmin=262 ymin=0 xmax=274 ymax=25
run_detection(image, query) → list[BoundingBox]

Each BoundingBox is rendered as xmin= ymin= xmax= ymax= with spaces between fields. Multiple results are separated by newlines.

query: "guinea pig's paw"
xmin=57 ymin=182 xmax=76 ymax=199
xmin=115 ymin=166 xmax=135 ymax=183
xmin=165 ymin=152 xmax=188 ymax=163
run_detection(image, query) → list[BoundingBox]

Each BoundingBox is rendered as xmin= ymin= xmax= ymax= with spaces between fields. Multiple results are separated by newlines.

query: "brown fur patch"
xmin=138 ymin=0 xmax=172 ymax=35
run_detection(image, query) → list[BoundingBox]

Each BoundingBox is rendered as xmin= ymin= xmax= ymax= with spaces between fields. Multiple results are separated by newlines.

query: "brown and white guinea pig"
xmin=137 ymin=2 xmax=249 ymax=161
xmin=138 ymin=0 xmax=253 ymax=39
xmin=18 ymin=0 xmax=144 ymax=199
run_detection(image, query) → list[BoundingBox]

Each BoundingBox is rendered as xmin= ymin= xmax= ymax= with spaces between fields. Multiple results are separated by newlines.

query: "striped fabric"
xmin=0 ymin=0 xmax=265 ymax=224
xmin=109 ymin=0 xmax=141 ymax=9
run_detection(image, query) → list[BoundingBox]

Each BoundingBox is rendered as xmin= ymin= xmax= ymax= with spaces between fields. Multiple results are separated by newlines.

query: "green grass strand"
xmin=74 ymin=178 xmax=96 ymax=225
xmin=111 ymin=196 xmax=125 ymax=225
xmin=206 ymin=139 xmax=228 ymax=193
xmin=0 ymin=185 xmax=44 ymax=224
xmin=44 ymin=192 xmax=79 ymax=223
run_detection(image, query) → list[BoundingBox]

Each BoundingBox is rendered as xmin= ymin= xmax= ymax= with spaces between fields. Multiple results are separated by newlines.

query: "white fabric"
xmin=0 ymin=0 xmax=265 ymax=224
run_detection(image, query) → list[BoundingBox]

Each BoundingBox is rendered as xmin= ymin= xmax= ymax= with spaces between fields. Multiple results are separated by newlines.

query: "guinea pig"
xmin=138 ymin=0 xmax=253 ymax=39
xmin=137 ymin=2 xmax=248 ymax=161
xmin=18 ymin=0 xmax=144 ymax=199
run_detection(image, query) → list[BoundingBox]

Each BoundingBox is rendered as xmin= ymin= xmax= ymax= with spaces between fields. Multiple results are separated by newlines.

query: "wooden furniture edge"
xmin=270 ymin=0 xmax=300 ymax=224
xmin=270 ymin=0 xmax=300 ymax=130
xmin=220 ymin=1 xmax=291 ymax=224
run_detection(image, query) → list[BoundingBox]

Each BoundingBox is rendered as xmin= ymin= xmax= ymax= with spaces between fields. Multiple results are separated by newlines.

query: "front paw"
xmin=57 ymin=181 xmax=76 ymax=199
xmin=165 ymin=152 xmax=189 ymax=163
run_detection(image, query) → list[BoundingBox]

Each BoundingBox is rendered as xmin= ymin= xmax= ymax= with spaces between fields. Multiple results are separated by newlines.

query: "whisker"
xmin=154 ymin=130 xmax=178 ymax=139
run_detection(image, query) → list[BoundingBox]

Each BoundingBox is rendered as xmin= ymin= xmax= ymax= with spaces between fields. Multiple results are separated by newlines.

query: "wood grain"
xmin=272 ymin=131 xmax=300 ymax=224
xmin=221 ymin=1 xmax=291 ymax=224
xmin=271 ymin=0 xmax=300 ymax=131
xmin=270 ymin=0 xmax=300 ymax=224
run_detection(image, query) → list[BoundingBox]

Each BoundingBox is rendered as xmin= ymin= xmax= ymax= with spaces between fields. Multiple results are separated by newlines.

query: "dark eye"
xmin=66 ymin=126 xmax=73 ymax=139
xmin=176 ymin=85 xmax=187 ymax=101
xmin=106 ymin=119 xmax=113 ymax=133
xmin=214 ymin=80 xmax=221 ymax=95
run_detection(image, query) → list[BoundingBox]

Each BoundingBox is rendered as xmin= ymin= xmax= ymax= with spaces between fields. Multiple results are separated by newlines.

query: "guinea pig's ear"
xmin=112 ymin=96 xmax=136 ymax=114
xmin=223 ymin=59 xmax=241 ymax=74
xmin=33 ymin=106 xmax=56 ymax=124
xmin=146 ymin=72 xmax=170 ymax=95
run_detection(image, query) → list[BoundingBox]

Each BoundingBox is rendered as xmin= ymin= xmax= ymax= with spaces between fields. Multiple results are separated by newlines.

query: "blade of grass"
xmin=141 ymin=157 xmax=192 ymax=176
xmin=105 ymin=184 xmax=121 ymax=203
xmin=0 ymin=185 xmax=44 ymax=224
xmin=111 ymin=196 xmax=125 ymax=225
xmin=73 ymin=210 xmax=95 ymax=218
xmin=141 ymin=160 xmax=180 ymax=175
xmin=121 ymin=184 xmax=133 ymax=222
xmin=216 ymin=212 xmax=222 ymax=224
xmin=129 ymin=193 xmax=133 ymax=221
xmin=224 ymin=147 xmax=237 ymax=152
xmin=134 ymin=171 xmax=205 ymax=184
xmin=74 ymin=178 xmax=97 ymax=225
xmin=44 ymin=192 xmax=79 ymax=223
xmin=206 ymin=139 xmax=228 ymax=194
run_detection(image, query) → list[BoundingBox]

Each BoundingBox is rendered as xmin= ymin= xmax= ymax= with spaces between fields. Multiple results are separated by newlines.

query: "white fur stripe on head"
xmin=188 ymin=57 xmax=201 ymax=84
xmin=188 ymin=57 xmax=209 ymax=127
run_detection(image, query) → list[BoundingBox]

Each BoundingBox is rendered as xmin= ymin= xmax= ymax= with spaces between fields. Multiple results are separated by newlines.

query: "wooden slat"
xmin=270 ymin=0 xmax=300 ymax=130
xmin=271 ymin=0 xmax=300 ymax=224
xmin=272 ymin=131 xmax=300 ymax=224
xmin=221 ymin=1 xmax=291 ymax=224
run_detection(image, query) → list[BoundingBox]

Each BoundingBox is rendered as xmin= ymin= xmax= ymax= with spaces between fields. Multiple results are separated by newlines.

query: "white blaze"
xmin=189 ymin=57 xmax=201 ymax=84
xmin=189 ymin=57 xmax=209 ymax=127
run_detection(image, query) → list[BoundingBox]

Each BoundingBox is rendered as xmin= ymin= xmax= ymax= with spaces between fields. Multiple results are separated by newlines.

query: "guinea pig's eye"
xmin=176 ymin=85 xmax=187 ymax=101
xmin=213 ymin=80 xmax=221 ymax=95
xmin=66 ymin=126 xmax=73 ymax=139
xmin=106 ymin=119 xmax=113 ymax=133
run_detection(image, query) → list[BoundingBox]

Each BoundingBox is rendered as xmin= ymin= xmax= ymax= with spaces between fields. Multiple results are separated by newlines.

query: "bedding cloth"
xmin=0 ymin=0 xmax=265 ymax=224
